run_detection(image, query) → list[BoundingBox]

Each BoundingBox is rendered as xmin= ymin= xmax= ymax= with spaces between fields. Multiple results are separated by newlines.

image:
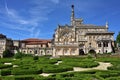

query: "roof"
xmin=21 ymin=38 xmax=52 ymax=45
xmin=57 ymin=24 xmax=106 ymax=29
xmin=86 ymin=31 xmax=114 ymax=35
xmin=76 ymin=24 xmax=106 ymax=29
xmin=0 ymin=34 xmax=6 ymax=38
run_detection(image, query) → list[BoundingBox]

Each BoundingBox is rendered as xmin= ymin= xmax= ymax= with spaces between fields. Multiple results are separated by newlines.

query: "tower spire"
xmin=71 ymin=5 xmax=75 ymax=25
xmin=106 ymin=21 xmax=108 ymax=28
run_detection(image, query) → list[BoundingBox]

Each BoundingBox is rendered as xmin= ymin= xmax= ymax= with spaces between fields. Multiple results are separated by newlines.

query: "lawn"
xmin=0 ymin=55 xmax=120 ymax=80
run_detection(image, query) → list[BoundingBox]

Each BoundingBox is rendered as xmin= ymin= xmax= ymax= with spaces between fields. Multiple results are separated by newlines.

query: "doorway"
xmin=79 ymin=49 xmax=84 ymax=55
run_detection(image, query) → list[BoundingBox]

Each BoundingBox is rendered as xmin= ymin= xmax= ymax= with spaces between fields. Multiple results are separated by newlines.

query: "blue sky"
xmin=0 ymin=0 xmax=119 ymax=40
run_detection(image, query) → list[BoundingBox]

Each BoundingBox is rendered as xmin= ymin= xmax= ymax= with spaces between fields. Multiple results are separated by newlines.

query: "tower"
xmin=71 ymin=5 xmax=75 ymax=26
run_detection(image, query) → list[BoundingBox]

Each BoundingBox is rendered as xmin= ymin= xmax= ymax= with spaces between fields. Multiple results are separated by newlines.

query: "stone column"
xmin=61 ymin=48 xmax=64 ymax=56
xmin=101 ymin=41 xmax=104 ymax=54
xmin=108 ymin=41 xmax=112 ymax=52
xmin=52 ymin=48 xmax=56 ymax=57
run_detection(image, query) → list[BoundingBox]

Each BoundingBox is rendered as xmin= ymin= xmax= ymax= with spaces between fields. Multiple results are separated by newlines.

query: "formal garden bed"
xmin=0 ymin=55 xmax=120 ymax=80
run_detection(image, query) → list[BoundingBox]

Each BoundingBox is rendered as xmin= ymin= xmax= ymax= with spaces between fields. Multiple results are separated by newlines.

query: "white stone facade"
xmin=53 ymin=5 xmax=114 ymax=57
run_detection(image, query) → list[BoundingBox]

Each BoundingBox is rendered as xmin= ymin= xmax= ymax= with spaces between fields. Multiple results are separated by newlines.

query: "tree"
xmin=116 ymin=32 xmax=120 ymax=43
xmin=3 ymin=49 xmax=14 ymax=58
xmin=14 ymin=51 xmax=23 ymax=59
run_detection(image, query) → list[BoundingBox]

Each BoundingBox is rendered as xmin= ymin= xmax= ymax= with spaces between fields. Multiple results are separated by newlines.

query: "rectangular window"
xmin=98 ymin=43 xmax=101 ymax=47
xmin=103 ymin=42 xmax=108 ymax=47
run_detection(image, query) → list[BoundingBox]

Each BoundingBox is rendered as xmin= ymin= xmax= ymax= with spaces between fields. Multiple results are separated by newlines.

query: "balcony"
xmin=78 ymin=39 xmax=87 ymax=42
xmin=55 ymin=42 xmax=78 ymax=47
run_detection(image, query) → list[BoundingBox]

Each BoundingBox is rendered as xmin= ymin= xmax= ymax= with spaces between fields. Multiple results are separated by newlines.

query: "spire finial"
xmin=71 ymin=5 xmax=74 ymax=9
xmin=71 ymin=5 xmax=75 ymax=25
xmin=106 ymin=21 xmax=108 ymax=28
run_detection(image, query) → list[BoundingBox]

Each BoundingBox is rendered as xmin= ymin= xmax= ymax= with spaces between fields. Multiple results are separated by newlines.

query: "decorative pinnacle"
xmin=71 ymin=5 xmax=74 ymax=8
xmin=106 ymin=21 xmax=108 ymax=28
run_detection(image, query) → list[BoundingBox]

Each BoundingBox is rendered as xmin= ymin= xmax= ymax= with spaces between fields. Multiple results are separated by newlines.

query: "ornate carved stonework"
xmin=53 ymin=5 xmax=114 ymax=57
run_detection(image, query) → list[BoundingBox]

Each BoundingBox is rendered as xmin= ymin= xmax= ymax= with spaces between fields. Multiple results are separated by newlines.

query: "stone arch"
xmin=89 ymin=49 xmax=96 ymax=54
xmin=79 ymin=49 xmax=84 ymax=55
xmin=34 ymin=50 xmax=37 ymax=54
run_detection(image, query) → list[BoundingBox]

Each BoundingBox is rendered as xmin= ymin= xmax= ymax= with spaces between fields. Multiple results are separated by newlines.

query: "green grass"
xmin=0 ymin=55 xmax=120 ymax=80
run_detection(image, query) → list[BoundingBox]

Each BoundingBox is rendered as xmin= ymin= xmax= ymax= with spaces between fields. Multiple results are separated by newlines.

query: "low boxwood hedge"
xmin=60 ymin=61 xmax=99 ymax=68
xmin=12 ymin=68 xmax=42 ymax=75
xmin=14 ymin=76 xmax=34 ymax=80
xmin=1 ymin=69 xmax=11 ymax=76
xmin=96 ymin=71 xmax=120 ymax=79
xmin=0 ymin=64 xmax=13 ymax=69
xmin=42 ymin=65 xmax=73 ymax=73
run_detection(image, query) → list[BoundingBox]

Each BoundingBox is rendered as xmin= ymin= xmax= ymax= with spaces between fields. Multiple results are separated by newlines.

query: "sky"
xmin=0 ymin=0 xmax=120 ymax=40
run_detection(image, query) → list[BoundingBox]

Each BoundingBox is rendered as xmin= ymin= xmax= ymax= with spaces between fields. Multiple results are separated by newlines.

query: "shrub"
xmin=22 ymin=54 xmax=32 ymax=57
xmin=33 ymin=56 xmax=39 ymax=60
xmin=3 ymin=49 xmax=14 ymax=58
xmin=1 ymin=69 xmax=11 ymax=76
xmin=14 ymin=51 xmax=23 ymax=59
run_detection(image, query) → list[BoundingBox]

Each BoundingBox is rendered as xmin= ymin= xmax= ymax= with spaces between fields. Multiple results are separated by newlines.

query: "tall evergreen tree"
xmin=116 ymin=32 xmax=120 ymax=43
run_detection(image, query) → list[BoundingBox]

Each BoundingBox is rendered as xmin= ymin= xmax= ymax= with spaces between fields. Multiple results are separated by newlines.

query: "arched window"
xmin=30 ymin=51 xmax=32 ymax=53
xmin=106 ymin=50 xmax=107 ymax=53
xmin=23 ymin=51 xmax=26 ymax=53
xmin=41 ymin=51 xmax=43 ymax=54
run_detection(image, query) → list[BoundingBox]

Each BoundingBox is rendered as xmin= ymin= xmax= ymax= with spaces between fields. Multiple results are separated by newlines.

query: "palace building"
xmin=52 ymin=5 xmax=114 ymax=57
xmin=19 ymin=38 xmax=52 ymax=56
xmin=0 ymin=5 xmax=115 ymax=58
xmin=0 ymin=34 xmax=13 ymax=58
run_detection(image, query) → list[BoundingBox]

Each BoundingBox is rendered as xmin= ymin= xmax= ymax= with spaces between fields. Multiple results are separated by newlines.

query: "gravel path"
xmin=73 ymin=62 xmax=112 ymax=71
xmin=54 ymin=61 xmax=62 ymax=65
xmin=40 ymin=62 xmax=112 ymax=77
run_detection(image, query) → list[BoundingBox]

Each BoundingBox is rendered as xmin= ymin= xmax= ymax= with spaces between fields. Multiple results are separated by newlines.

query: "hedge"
xmin=12 ymin=69 xmax=42 ymax=75
xmin=14 ymin=76 xmax=34 ymax=80
xmin=42 ymin=65 xmax=73 ymax=73
xmin=0 ymin=64 xmax=13 ymax=69
xmin=1 ymin=69 xmax=11 ymax=76
xmin=96 ymin=71 xmax=120 ymax=79
xmin=60 ymin=61 xmax=99 ymax=68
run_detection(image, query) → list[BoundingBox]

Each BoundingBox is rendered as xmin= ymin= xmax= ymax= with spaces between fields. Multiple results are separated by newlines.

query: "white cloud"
xmin=0 ymin=0 xmax=56 ymax=39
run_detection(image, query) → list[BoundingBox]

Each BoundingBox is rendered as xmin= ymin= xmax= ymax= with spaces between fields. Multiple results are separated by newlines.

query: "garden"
xmin=0 ymin=54 xmax=120 ymax=80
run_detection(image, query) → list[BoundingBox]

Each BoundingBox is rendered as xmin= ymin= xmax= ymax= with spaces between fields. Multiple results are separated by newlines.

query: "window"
xmin=47 ymin=51 xmax=49 ymax=53
xmin=64 ymin=49 xmax=68 ymax=54
xmin=98 ymin=42 xmax=101 ymax=47
xmin=71 ymin=49 xmax=75 ymax=54
xmin=99 ymin=50 xmax=100 ymax=53
xmin=89 ymin=36 xmax=91 ymax=39
xmin=41 ymin=51 xmax=43 ymax=54
xmin=104 ymin=42 xmax=108 ymax=47
xmin=30 ymin=51 xmax=32 ymax=53
xmin=89 ymin=43 xmax=91 ymax=47
xmin=23 ymin=51 xmax=26 ymax=53
xmin=106 ymin=50 xmax=107 ymax=53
